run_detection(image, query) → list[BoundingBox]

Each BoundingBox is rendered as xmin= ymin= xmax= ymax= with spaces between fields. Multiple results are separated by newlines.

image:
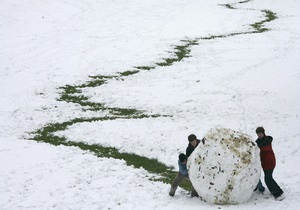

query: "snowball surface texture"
xmin=187 ymin=127 xmax=261 ymax=204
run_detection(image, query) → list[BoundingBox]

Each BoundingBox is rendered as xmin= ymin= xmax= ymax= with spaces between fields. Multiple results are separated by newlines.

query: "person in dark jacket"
xmin=255 ymin=127 xmax=284 ymax=200
xmin=169 ymin=153 xmax=198 ymax=197
xmin=186 ymin=134 xmax=205 ymax=157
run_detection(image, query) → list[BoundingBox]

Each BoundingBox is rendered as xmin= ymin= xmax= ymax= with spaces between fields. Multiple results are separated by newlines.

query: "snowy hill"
xmin=1 ymin=0 xmax=299 ymax=209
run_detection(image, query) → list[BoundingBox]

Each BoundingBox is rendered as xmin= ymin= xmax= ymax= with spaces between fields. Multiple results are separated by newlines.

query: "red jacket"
xmin=255 ymin=136 xmax=276 ymax=170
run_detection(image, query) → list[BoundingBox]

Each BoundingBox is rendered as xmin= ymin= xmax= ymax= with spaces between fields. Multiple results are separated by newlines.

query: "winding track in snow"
xmin=28 ymin=0 xmax=277 ymax=186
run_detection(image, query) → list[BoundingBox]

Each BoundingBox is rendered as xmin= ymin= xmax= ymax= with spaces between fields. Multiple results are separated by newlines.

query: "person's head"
xmin=179 ymin=153 xmax=187 ymax=163
xmin=256 ymin=127 xmax=265 ymax=139
xmin=188 ymin=134 xmax=198 ymax=147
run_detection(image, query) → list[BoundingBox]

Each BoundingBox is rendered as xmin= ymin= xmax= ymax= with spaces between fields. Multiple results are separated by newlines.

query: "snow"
xmin=0 ymin=0 xmax=300 ymax=209
xmin=187 ymin=127 xmax=261 ymax=204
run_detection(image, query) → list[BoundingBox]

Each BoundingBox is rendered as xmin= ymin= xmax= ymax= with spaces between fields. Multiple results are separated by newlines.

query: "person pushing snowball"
xmin=255 ymin=127 xmax=284 ymax=201
xmin=169 ymin=153 xmax=198 ymax=197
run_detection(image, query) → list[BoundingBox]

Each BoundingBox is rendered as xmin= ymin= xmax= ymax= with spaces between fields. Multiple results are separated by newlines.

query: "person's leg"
xmin=169 ymin=172 xmax=185 ymax=196
xmin=257 ymin=179 xmax=265 ymax=193
xmin=190 ymin=184 xmax=199 ymax=198
xmin=269 ymin=176 xmax=283 ymax=197
xmin=264 ymin=170 xmax=283 ymax=197
xmin=264 ymin=170 xmax=275 ymax=195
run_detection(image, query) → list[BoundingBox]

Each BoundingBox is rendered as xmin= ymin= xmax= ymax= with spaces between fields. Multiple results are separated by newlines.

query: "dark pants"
xmin=255 ymin=179 xmax=265 ymax=192
xmin=169 ymin=172 xmax=198 ymax=197
xmin=264 ymin=169 xmax=283 ymax=197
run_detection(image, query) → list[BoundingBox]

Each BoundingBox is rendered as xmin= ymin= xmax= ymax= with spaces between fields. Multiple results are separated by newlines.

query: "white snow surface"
xmin=1 ymin=0 xmax=300 ymax=209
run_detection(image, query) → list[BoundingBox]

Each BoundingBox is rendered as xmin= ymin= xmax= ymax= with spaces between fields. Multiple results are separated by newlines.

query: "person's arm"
xmin=186 ymin=146 xmax=191 ymax=157
xmin=256 ymin=136 xmax=273 ymax=148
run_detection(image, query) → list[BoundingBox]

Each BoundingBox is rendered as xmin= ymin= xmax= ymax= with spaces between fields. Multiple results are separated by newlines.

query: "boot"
xmin=169 ymin=187 xmax=176 ymax=196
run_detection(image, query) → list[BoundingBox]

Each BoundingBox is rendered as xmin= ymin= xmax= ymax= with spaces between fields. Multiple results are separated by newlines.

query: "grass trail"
xmin=28 ymin=1 xmax=277 ymax=192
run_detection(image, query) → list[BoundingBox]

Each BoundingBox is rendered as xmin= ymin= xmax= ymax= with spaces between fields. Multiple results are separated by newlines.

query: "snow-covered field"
xmin=1 ymin=0 xmax=299 ymax=209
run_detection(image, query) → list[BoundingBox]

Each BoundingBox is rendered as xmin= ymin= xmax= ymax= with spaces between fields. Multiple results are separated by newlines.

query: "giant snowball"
xmin=187 ymin=127 xmax=261 ymax=204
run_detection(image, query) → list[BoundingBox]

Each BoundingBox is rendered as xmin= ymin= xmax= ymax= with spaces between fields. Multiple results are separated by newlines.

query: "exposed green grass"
xmin=201 ymin=9 xmax=277 ymax=41
xmin=28 ymin=1 xmax=278 ymax=195
xmin=56 ymin=38 xmax=199 ymax=110
xmin=155 ymin=39 xmax=198 ymax=66
xmin=134 ymin=66 xmax=155 ymax=70
xmin=108 ymin=107 xmax=143 ymax=116
xmin=202 ymin=35 xmax=227 ymax=40
xmin=29 ymin=37 xmax=198 ymax=192
xmin=222 ymin=4 xmax=235 ymax=9
xmin=250 ymin=10 xmax=277 ymax=32
xmin=238 ymin=0 xmax=252 ymax=4
xmin=119 ymin=70 xmax=140 ymax=76
xmin=29 ymin=117 xmax=192 ymax=191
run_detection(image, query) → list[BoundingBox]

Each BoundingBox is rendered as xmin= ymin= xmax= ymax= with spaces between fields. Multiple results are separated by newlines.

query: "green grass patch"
xmin=119 ymin=70 xmax=140 ymax=76
xmin=108 ymin=107 xmax=143 ymax=116
xmin=30 ymin=125 xmax=191 ymax=191
xmin=222 ymin=4 xmax=235 ymax=9
xmin=250 ymin=10 xmax=277 ymax=32
xmin=29 ymin=115 xmax=194 ymax=191
xmin=156 ymin=41 xmax=195 ymax=66
xmin=238 ymin=0 xmax=252 ymax=4
xmin=202 ymin=35 xmax=228 ymax=40
xmin=28 ymin=1 xmax=279 ymax=195
xmin=134 ymin=66 xmax=155 ymax=70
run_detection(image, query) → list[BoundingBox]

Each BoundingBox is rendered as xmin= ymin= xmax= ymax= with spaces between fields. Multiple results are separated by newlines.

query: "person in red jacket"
xmin=255 ymin=127 xmax=284 ymax=200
